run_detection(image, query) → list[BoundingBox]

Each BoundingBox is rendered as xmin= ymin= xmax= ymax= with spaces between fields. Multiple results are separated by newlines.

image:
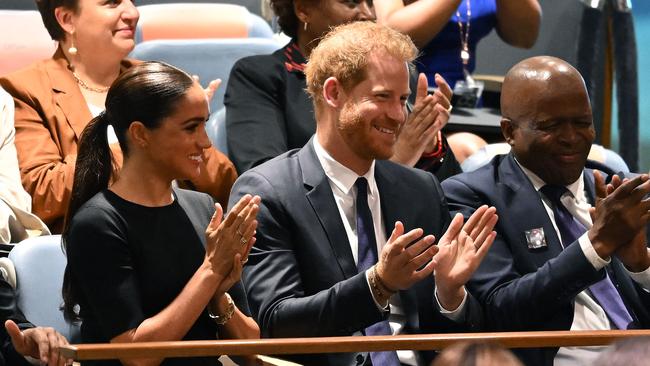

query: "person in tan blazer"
xmin=0 ymin=0 xmax=236 ymax=232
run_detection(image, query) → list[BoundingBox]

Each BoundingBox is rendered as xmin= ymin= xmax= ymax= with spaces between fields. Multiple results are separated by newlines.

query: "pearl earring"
xmin=68 ymin=32 xmax=78 ymax=56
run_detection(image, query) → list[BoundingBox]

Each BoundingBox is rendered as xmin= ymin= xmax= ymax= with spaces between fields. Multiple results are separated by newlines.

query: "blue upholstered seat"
xmin=9 ymin=235 xmax=81 ymax=343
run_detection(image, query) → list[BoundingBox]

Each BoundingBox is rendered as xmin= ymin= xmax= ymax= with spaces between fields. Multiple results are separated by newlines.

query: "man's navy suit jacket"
xmin=229 ymin=140 xmax=483 ymax=366
xmin=442 ymin=153 xmax=650 ymax=366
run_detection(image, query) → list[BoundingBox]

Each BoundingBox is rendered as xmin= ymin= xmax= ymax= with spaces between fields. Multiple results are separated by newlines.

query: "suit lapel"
xmin=299 ymin=141 xmax=358 ymax=278
xmin=46 ymin=48 xmax=93 ymax=140
xmin=500 ymin=154 xmax=564 ymax=259
xmin=375 ymin=163 xmax=403 ymax=236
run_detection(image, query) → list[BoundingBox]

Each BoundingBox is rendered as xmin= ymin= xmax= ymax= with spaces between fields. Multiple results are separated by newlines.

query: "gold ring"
xmin=447 ymin=105 xmax=453 ymax=113
xmin=240 ymin=237 xmax=247 ymax=245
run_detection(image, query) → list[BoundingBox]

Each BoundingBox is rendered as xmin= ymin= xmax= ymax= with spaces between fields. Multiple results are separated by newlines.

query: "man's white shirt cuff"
xmin=434 ymin=286 xmax=468 ymax=322
xmin=579 ymin=233 xmax=610 ymax=270
xmin=580 ymin=234 xmax=650 ymax=292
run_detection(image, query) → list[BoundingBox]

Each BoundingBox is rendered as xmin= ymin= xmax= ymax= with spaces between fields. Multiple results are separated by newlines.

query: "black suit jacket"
xmin=441 ymin=153 xmax=650 ymax=366
xmin=229 ymin=140 xmax=482 ymax=366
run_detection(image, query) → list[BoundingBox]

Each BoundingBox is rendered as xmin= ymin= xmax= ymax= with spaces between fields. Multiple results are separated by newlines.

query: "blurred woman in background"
xmin=375 ymin=0 xmax=541 ymax=88
xmin=0 ymin=0 xmax=236 ymax=232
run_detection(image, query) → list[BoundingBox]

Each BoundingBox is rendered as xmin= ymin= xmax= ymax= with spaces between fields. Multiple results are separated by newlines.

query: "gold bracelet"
xmin=369 ymin=266 xmax=396 ymax=306
xmin=208 ymin=292 xmax=235 ymax=325
xmin=373 ymin=266 xmax=397 ymax=294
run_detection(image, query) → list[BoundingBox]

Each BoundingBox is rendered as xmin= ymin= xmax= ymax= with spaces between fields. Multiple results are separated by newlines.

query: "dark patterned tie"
xmin=355 ymin=178 xmax=401 ymax=366
xmin=540 ymin=184 xmax=635 ymax=330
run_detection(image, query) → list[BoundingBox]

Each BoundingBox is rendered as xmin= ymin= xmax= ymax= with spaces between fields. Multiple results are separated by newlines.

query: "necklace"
xmin=456 ymin=0 xmax=471 ymax=68
xmin=71 ymin=70 xmax=110 ymax=93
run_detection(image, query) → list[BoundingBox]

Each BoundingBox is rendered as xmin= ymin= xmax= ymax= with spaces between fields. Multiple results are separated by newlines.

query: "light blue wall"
xmin=612 ymin=0 xmax=650 ymax=171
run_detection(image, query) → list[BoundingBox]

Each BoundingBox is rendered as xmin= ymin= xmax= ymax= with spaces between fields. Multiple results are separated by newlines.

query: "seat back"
xmin=0 ymin=10 xmax=56 ymax=76
xmin=129 ymin=38 xmax=281 ymax=113
xmin=135 ymin=3 xmax=273 ymax=43
xmin=9 ymin=235 xmax=81 ymax=343
xmin=206 ymin=107 xmax=228 ymax=154
xmin=461 ymin=143 xmax=631 ymax=173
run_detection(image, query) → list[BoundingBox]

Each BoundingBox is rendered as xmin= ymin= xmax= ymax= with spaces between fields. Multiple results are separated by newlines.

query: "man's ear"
xmin=501 ymin=118 xmax=515 ymax=146
xmin=323 ymin=77 xmax=345 ymax=109
xmin=54 ymin=6 xmax=76 ymax=35
xmin=127 ymin=121 xmax=150 ymax=149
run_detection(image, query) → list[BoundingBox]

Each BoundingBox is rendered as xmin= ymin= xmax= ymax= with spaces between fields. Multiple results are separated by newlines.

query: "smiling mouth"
xmin=374 ymin=125 xmax=396 ymax=134
xmin=116 ymin=28 xmax=135 ymax=35
xmin=557 ymin=153 xmax=583 ymax=163
xmin=189 ymin=155 xmax=203 ymax=163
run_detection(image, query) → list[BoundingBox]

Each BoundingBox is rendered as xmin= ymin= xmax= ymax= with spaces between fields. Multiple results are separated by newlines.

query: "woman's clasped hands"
xmin=204 ymin=194 xmax=261 ymax=292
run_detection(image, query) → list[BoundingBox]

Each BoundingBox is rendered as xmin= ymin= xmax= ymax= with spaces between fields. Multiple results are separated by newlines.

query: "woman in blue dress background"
xmin=376 ymin=0 xmax=541 ymax=88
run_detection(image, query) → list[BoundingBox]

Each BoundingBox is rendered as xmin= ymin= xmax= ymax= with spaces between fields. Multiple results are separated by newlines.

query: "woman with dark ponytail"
xmin=62 ymin=61 xmax=260 ymax=366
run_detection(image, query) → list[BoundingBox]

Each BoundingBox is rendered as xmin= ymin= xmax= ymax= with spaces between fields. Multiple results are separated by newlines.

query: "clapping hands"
xmin=391 ymin=73 xmax=452 ymax=167
xmin=193 ymin=75 xmax=221 ymax=102
xmin=374 ymin=205 xmax=497 ymax=311
xmin=204 ymin=194 xmax=260 ymax=293
xmin=433 ymin=206 xmax=498 ymax=310
xmin=591 ymin=171 xmax=650 ymax=272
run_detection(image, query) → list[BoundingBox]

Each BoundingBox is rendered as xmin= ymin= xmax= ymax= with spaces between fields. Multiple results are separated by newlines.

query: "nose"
xmin=557 ymin=121 xmax=579 ymax=144
xmin=122 ymin=0 xmax=140 ymax=23
xmin=387 ymin=99 xmax=407 ymax=125
xmin=198 ymin=126 xmax=212 ymax=150
xmin=357 ymin=1 xmax=375 ymax=21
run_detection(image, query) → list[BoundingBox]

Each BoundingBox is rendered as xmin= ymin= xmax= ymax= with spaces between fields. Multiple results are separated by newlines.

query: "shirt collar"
xmin=515 ymin=157 xmax=584 ymax=199
xmin=283 ymin=39 xmax=307 ymax=74
xmin=313 ymin=135 xmax=377 ymax=196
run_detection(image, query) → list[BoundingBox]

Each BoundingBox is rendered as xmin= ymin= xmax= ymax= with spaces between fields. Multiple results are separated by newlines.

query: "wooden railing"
xmin=59 ymin=330 xmax=650 ymax=361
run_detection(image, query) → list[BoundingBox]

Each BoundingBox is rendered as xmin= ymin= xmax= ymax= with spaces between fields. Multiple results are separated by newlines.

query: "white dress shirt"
xmin=516 ymin=162 xmax=650 ymax=366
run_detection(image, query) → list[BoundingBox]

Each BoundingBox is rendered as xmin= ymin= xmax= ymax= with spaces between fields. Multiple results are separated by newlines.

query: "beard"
xmin=338 ymin=100 xmax=363 ymax=131
xmin=336 ymin=100 xmax=397 ymax=161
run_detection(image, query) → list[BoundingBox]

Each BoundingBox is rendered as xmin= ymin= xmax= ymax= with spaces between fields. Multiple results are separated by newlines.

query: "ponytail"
xmin=60 ymin=61 xmax=196 ymax=322
xmin=61 ymin=112 xmax=114 ymax=321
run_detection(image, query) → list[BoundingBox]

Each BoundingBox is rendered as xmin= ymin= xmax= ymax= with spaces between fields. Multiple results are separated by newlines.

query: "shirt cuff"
xmin=626 ymin=250 xmax=650 ymax=292
xmin=365 ymin=269 xmax=389 ymax=312
xmin=434 ymin=286 xmax=468 ymax=322
xmin=579 ymin=232 xmax=610 ymax=270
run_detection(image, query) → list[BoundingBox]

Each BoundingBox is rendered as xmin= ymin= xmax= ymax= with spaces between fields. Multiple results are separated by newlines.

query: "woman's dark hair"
xmin=271 ymin=0 xmax=299 ymax=38
xmin=61 ymin=61 xmax=195 ymax=321
xmin=36 ymin=0 xmax=79 ymax=41
xmin=271 ymin=0 xmax=318 ymax=39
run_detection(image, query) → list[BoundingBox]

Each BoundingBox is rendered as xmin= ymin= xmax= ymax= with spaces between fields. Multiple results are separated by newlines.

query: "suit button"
xmin=356 ymin=354 xmax=365 ymax=365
